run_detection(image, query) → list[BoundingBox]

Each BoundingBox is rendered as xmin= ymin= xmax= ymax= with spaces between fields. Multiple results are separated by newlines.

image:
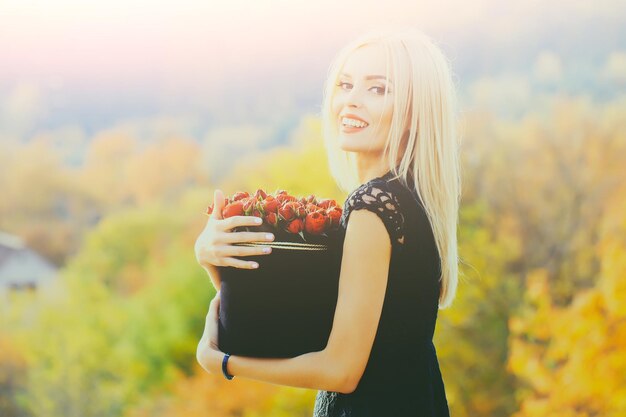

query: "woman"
xmin=195 ymin=26 xmax=460 ymax=416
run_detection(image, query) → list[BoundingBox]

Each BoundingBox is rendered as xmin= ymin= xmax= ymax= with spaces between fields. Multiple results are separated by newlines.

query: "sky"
xmin=2 ymin=0 xmax=624 ymax=85
xmin=0 ymin=0 xmax=482 ymax=87
xmin=0 ymin=0 xmax=625 ymax=138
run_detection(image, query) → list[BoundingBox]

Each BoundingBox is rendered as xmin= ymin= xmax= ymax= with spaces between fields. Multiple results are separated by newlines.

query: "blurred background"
xmin=1 ymin=1 xmax=625 ymax=416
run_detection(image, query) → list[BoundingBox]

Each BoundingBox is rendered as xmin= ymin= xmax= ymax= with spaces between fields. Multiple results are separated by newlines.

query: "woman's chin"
xmin=339 ymin=140 xmax=369 ymax=153
xmin=339 ymin=142 xmax=357 ymax=152
xmin=338 ymin=136 xmax=360 ymax=151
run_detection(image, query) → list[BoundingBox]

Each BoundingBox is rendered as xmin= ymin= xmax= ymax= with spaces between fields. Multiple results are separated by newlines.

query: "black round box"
xmin=217 ymin=227 xmax=345 ymax=358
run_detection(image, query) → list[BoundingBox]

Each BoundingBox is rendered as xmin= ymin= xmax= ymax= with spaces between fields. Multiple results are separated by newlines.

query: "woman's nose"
xmin=346 ymin=86 xmax=363 ymax=108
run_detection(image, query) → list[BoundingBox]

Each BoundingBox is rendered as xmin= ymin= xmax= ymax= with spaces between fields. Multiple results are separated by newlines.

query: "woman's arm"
xmin=205 ymin=264 xmax=221 ymax=291
xmin=198 ymin=208 xmax=391 ymax=394
xmin=206 ymin=349 xmax=350 ymax=393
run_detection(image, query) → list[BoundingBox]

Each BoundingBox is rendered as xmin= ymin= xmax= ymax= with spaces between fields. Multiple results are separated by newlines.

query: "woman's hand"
xmin=196 ymin=291 xmax=224 ymax=374
xmin=195 ymin=189 xmax=275 ymax=271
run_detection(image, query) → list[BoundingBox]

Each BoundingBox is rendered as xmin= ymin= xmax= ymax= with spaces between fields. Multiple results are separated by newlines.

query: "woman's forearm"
xmin=205 ymin=264 xmax=221 ymax=291
xmin=209 ymin=348 xmax=351 ymax=394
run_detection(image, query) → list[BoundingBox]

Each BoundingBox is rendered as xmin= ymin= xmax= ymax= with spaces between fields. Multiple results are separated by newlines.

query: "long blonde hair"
xmin=320 ymin=26 xmax=461 ymax=309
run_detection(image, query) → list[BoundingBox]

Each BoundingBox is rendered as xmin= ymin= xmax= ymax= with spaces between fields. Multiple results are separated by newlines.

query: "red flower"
xmin=305 ymin=203 xmax=322 ymax=214
xmin=255 ymin=200 xmax=266 ymax=215
xmin=262 ymin=196 xmax=280 ymax=213
xmin=286 ymin=218 xmax=304 ymax=233
xmin=206 ymin=189 xmax=342 ymax=238
xmin=265 ymin=211 xmax=278 ymax=227
xmin=294 ymin=203 xmax=307 ymax=218
xmin=318 ymin=199 xmax=337 ymax=209
xmin=254 ymin=188 xmax=267 ymax=200
xmin=279 ymin=202 xmax=297 ymax=221
xmin=327 ymin=206 xmax=342 ymax=227
xmin=223 ymin=200 xmax=244 ymax=218
xmin=232 ymin=191 xmax=250 ymax=201
xmin=242 ymin=197 xmax=256 ymax=215
xmin=305 ymin=211 xmax=328 ymax=235
xmin=276 ymin=194 xmax=297 ymax=205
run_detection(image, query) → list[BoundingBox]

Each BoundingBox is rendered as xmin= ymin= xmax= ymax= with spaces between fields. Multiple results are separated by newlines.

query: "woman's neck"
xmin=357 ymin=153 xmax=402 ymax=184
xmin=356 ymin=154 xmax=401 ymax=185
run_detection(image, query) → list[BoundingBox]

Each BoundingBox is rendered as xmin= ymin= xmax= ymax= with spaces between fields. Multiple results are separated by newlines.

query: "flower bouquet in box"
xmin=206 ymin=188 xmax=346 ymax=358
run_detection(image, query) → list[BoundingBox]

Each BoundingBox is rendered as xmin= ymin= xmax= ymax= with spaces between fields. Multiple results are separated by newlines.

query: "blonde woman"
xmin=195 ymin=26 xmax=460 ymax=416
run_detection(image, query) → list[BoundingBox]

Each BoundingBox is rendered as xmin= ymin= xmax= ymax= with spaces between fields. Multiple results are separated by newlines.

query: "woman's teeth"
xmin=342 ymin=117 xmax=368 ymax=128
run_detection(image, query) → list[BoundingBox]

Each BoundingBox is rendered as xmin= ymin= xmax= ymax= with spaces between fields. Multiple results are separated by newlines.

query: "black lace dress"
xmin=312 ymin=169 xmax=450 ymax=417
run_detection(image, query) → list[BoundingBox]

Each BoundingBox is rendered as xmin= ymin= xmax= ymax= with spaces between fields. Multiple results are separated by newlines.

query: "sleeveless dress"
xmin=312 ymin=169 xmax=450 ymax=417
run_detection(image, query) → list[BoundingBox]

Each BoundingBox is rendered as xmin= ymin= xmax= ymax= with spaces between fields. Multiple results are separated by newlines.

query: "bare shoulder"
xmin=344 ymin=207 xmax=392 ymax=254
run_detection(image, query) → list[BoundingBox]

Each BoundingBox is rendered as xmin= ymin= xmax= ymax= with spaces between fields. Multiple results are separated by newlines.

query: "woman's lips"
xmin=341 ymin=123 xmax=368 ymax=133
xmin=340 ymin=117 xmax=369 ymax=133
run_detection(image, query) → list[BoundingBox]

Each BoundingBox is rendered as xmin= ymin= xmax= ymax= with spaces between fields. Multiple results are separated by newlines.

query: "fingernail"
xmin=266 ymin=234 xmax=274 ymax=240
xmin=263 ymin=247 xmax=271 ymax=253
xmin=255 ymin=218 xmax=262 ymax=224
xmin=251 ymin=262 xmax=259 ymax=268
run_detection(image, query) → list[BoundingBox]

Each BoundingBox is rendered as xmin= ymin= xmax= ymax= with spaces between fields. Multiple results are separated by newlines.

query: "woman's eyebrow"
xmin=340 ymin=73 xmax=393 ymax=83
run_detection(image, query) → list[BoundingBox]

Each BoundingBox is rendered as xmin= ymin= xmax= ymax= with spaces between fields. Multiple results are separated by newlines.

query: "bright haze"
xmin=1 ymin=0 xmax=625 ymax=142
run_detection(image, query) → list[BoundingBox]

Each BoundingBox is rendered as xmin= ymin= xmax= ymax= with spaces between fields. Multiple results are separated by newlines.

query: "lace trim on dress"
xmin=340 ymin=181 xmax=405 ymax=245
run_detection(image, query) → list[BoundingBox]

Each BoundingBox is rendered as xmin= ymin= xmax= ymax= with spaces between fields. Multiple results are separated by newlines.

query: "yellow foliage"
xmin=508 ymin=199 xmax=626 ymax=417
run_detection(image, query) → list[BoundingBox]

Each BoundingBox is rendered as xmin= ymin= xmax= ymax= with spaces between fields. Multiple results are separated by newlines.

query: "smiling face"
xmin=331 ymin=43 xmax=394 ymax=156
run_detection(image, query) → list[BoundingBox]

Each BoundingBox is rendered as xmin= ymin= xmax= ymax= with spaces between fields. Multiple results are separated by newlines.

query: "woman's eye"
xmin=371 ymin=86 xmax=388 ymax=95
xmin=336 ymin=82 xmax=389 ymax=95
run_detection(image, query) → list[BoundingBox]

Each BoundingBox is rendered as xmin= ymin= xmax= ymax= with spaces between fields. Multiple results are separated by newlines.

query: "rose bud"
xmin=284 ymin=201 xmax=303 ymax=217
xmin=206 ymin=204 xmax=213 ymax=215
xmin=305 ymin=211 xmax=328 ymax=235
xmin=242 ymin=197 xmax=256 ymax=215
xmin=305 ymin=194 xmax=317 ymax=205
xmin=318 ymin=199 xmax=337 ymax=209
xmin=255 ymin=200 xmax=266 ymax=215
xmin=254 ymin=188 xmax=267 ymax=200
xmin=232 ymin=191 xmax=250 ymax=201
xmin=252 ymin=209 xmax=263 ymax=219
xmin=262 ymin=196 xmax=280 ymax=213
xmin=305 ymin=203 xmax=322 ymax=214
xmin=223 ymin=200 xmax=244 ymax=218
xmin=294 ymin=203 xmax=307 ymax=218
xmin=279 ymin=203 xmax=297 ymax=221
xmin=275 ymin=189 xmax=288 ymax=195
xmin=327 ymin=206 xmax=342 ymax=227
xmin=265 ymin=211 xmax=278 ymax=227
xmin=276 ymin=194 xmax=297 ymax=205
xmin=286 ymin=218 xmax=304 ymax=234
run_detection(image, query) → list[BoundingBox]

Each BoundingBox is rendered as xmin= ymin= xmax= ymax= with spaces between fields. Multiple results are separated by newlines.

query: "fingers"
xmin=222 ymin=256 xmax=262 ymax=270
xmin=221 ymin=229 xmax=275 ymax=244
xmin=214 ymin=242 xmax=272 ymax=258
xmin=211 ymin=189 xmax=226 ymax=220
xmin=222 ymin=215 xmax=267 ymax=233
xmin=198 ymin=243 xmax=271 ymax=271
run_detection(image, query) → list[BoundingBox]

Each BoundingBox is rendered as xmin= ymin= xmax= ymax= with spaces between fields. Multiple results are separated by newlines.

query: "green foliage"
xmin=1 ymin=93 xmax=624 ymax=417
xmin=6 ymin=201 xmax=212 ymax=417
